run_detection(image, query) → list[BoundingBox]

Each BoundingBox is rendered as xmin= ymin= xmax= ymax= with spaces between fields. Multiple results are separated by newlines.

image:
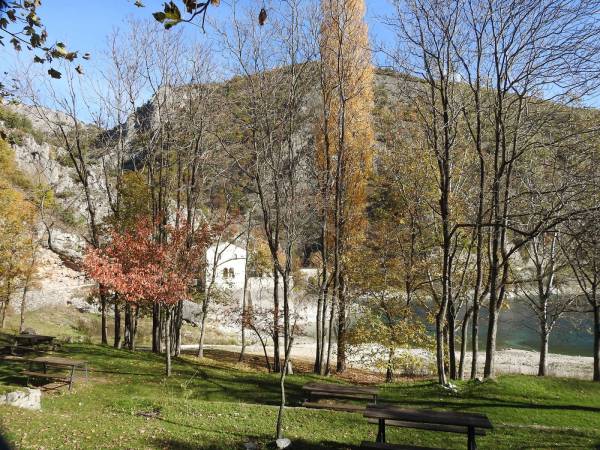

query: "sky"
xmin=0 ymin=0 xmax=396 ymax=116
xmin=0 ymin=0 xmax=396 ymax=77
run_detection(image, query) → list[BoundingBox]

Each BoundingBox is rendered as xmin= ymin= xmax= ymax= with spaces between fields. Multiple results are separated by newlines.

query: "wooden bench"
xmin=22 ymin=371 xmax=72 ymax=389
xmin=363 ymin=404 xmax=493 ymax=450
xmin=302 ymin=382 xmax=378 ymax=412
xmin=366 ymin=418 xmax=486 ymax=436
xmin=361 ymin=442 xmax=444 ymax=450
xmin=21 ymin=356 xmax=88 ymax=391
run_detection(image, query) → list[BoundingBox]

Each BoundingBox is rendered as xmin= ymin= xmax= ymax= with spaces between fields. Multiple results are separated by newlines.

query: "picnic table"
xmin=22 ymin=356 xmax=88 ymax=391
xmin=363 ymin=403 xmax=493 ymax=450
xmin=302 ymin=382 xmax=379 ymax=412
xmin=13 ymin=334 xmax=56 ymax=347
xmin=1 ymin=333 xmax=57 ymax=355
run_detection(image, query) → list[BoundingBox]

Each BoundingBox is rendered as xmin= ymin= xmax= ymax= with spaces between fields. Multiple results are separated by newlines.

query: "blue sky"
xmin=0 ymin=0 xmax=396 ymax=115
xmin=1 ymin=0 xmax=395 ymax=74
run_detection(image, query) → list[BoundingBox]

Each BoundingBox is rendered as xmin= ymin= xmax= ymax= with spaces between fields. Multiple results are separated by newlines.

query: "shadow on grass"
xmin=385 ymin=395 xmax=600 ymax=414
xmin=380 ymin=380 xmax=600 ymax=414
xmin=149 ymin=437 xmax=357 ymax=450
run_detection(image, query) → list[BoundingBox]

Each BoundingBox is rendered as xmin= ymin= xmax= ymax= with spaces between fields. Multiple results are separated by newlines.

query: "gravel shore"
xmin=188 ymin=342 xmax=596 ymax=380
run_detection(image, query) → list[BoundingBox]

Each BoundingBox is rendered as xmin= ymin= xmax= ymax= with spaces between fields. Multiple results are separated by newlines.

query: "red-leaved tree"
xmin=84 ymin=217 xmax=212 ymax=375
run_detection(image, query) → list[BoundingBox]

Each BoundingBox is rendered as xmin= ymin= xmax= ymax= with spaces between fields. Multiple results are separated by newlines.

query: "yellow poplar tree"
xmin=0 ymin=138 xmax=37 ymax=328
xmin=316 ymin=0 xmax=375 ymax=373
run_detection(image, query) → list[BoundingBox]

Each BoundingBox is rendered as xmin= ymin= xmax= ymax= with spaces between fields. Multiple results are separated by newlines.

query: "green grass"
xmin=1 ymin=344 xmax=600 ymax=449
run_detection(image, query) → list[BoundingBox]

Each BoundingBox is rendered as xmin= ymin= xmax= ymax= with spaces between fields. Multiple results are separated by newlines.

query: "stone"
xmin=243 ymin=441 xmax=258 ymax=450
xmin=0 ymin=388 xmax=41 ymax=411
xmin=275 ymin=438 xmax=291 ymax=449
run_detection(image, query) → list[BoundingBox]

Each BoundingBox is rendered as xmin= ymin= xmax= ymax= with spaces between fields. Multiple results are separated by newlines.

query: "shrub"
xmin=0 ymin=106 xmax=45 ymax=144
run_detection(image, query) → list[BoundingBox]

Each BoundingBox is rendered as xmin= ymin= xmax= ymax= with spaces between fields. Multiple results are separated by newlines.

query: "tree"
xmin=84 ymin=217 xmax=212 ymax=375
xmin=388 ymin=0 xmax=600 ymax=382
xmin=0 ymin=138 xmax=38 ymax=329
xmin=347 ymin=211 xmax=433 ymax=382
xmin=514 ymin=231 xmax=575 ymax=376
xmin=388 ymin=0 xmax=465 ymax=385
xmin=0 ymin=187 xmax=36 ymax=329
xmin=563 ymin=213 xmax=600 ymax=382
xmin=317 ymin=0 xmax=375 ymax=374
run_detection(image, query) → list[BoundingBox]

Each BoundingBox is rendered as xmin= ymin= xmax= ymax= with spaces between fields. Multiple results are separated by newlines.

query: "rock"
xmin=0 ymin=388 xmax=41 ymax=411
xmin=244 ymin=441 xmax=258 ymax=450
xmin=275 ymin=438 xmax=291 ymax=449
xmin=181 ymin=300 xmax=203 ymax=326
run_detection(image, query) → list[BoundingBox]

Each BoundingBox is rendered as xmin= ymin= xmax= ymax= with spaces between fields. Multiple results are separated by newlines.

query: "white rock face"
xmin=13 ymin=247 xmax=95 ymax=313
xmin=5 ymin=103 xmax=74 ymax=135
xmin=0 ymin=388 xmax=41 ymax=411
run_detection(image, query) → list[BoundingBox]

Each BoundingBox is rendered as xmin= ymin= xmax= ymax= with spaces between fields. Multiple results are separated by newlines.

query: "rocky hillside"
xmin=0 ymin=69 xmax=430 ymax=320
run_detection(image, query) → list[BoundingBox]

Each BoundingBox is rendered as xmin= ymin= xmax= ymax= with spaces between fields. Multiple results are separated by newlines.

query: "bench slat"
xmin=309 ymin=390 xmax=374 ymax=401
xmin=303 ymin=382 xmax=378 ymax=396
xmin=364 ymin=404 xmax=493 ymax=429
xmin=22 ymin=371 xmax=70 ymax=381
xmin=302 ymin=401 xmax=365 ymax=413
xmin=366 ymin=418 xmax=486 ymax=436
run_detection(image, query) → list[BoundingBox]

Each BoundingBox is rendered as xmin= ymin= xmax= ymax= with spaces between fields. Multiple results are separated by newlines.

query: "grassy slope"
xmin=1 ymin=345 xmax=599 ymax=449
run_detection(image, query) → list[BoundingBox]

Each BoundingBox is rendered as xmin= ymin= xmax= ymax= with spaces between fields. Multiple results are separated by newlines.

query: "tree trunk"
xmin=470 ymin=300 xmax=480 ymax=379
xmin=276 ymin=337 xmax=293 ymax=440
xmin=19 ymin=284 xmax=29 ymax=334
xmin=325 ymin=296 xmax=335 ymax=375
xmin=319 ymin=288 xmax=329 ymax=375
xmin=272 ymin=266 xmax=281 ymax=373
xmin=132 ymin=305 xmax=139 ymax=351
xmin=152 ymin=303 xmax=160 ymax=353
xmin=435 ymin=312 xmax=447 ymax=385
xmin=100 ymin=288 xmax=108 ymax=345
xmin=447 ymin=304 xmax=457 ymax=380
xmin=172 ymin=300 xmax=182 ymax=356
xmin=538 ymin=325 xmax=549 ymax=376
xmin=114 ymin=302 xmax=122 ymax=349
xmin=0 ymin=297 xmax=8 ymax=330
xmin=594 ymin=304 xmax=600 ymax=382
xmin=386 ymin=349 xmax=395 ymax=383
xmin=239 ymin=266 xmax=250 ymax=363
xmin=484 ymin=304 xmax=499 ymax=378
xmin=459 ymin=309 xmax=471 ymax=380
xmin=336 ymin=275 xmax=347 ymax=373
xmin=124 ymin=303 xmax=132 ymax=350
xmin=239 ymin=211 xmax=253 ymax=363
xmin=165 ymin=307 xmax=172 ymax=377
xmin=198 ymin=297 xmax=209 ymax=358
xmin=314 ymin=289 xmax=323 ymax=374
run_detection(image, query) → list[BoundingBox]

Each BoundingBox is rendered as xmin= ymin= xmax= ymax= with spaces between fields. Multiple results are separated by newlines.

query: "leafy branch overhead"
xmin=152 ymin=0 xmax=220 ymax=30
xmin=0 ymin=0 xmax=90 ymax=80
xmin=152 ymin=1 xmax=267 ymax=30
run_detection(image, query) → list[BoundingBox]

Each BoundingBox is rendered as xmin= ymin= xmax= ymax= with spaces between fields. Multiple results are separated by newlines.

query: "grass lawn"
xmin=1 ymin=344 xmax=600 ymax=449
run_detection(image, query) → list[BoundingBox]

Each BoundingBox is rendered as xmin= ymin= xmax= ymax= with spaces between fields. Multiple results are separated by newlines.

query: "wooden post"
xmin=467 ymin=426 xmax=476 ymax=450
xmin=69 ymin=365 xmax=75 ymax=391
xmin=377 ymin=418 xmax=385 ymax=443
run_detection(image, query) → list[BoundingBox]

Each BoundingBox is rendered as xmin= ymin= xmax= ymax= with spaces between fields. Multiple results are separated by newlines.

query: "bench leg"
xmin=467 ymin=426 xmax=476 ymax=450
xmin=376 ymin=418 xmax=385 ymax=443
xmin=69 ymin=366 xmax=74 ymax=391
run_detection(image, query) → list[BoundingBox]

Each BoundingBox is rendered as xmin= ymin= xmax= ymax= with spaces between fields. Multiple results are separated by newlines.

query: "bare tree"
xmin=515 ymin=231 xmax=575 ymax=375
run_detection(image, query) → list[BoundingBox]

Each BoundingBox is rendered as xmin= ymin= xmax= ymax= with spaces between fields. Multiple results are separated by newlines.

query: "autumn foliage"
xmin=84 ymin=218 xmax=213 ymax=306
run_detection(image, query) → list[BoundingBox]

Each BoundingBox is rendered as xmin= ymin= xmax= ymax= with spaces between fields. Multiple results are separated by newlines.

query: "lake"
xmin=466 ymin=299 xmax=594 ymax=357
